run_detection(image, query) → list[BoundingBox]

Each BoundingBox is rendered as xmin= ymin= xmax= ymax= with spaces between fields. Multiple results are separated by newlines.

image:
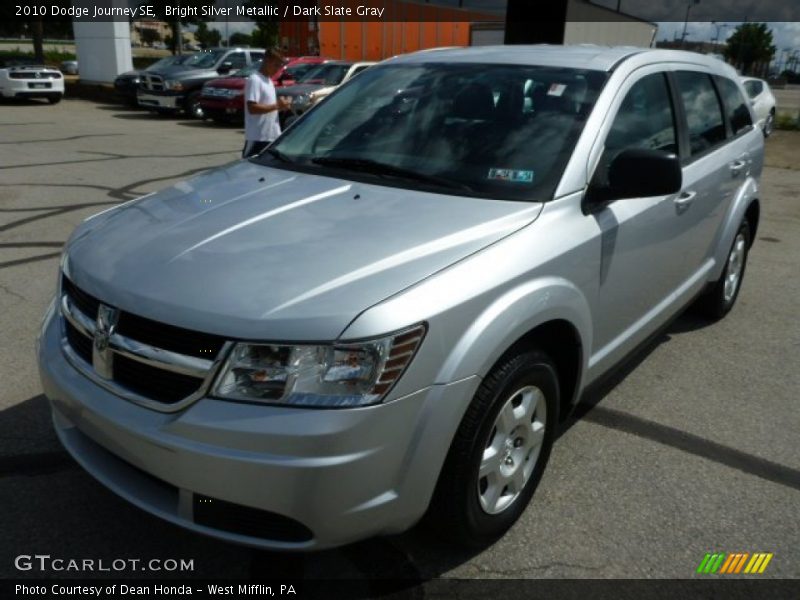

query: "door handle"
xmin=675 ymin=191 xmax=696 ymax=210
xmin=730 ymin=159 xmax=747 ymax=175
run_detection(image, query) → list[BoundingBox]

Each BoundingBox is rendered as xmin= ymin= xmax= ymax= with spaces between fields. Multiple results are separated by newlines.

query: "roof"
xmin=390 ymin=45 xmax=735 ymax=74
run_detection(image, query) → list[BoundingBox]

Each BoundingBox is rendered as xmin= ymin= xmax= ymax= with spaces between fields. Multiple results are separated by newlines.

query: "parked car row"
xmin=111 ymin=48 xmax=375 ymax=126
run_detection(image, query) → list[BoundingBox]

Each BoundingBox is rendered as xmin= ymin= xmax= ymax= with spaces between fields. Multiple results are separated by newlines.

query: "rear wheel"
xmin=427 ymin=350 xmax=559 ymax=547
xmin=698 ymin=219 xmax=751 ymax=320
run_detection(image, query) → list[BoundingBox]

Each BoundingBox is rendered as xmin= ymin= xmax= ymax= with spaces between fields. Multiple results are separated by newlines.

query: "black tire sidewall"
xmin=447 ymin=352 xmax=560 ymax=545
xmin=719 ymin=220 xmax=751 ymax=314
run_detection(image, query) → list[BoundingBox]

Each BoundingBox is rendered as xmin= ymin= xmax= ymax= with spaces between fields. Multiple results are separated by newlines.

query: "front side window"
xmin=675 ymin=71 xmax=726 ymax=156
xmin=717 ymin=77 xmax=753 ymax=136
xmin=593 ymin=72 xmax=677 ymax=187
xmin=262 ymin=63 xmax=608 ymax=201
xmin=225 ymin=52 xmax=247 ymax=69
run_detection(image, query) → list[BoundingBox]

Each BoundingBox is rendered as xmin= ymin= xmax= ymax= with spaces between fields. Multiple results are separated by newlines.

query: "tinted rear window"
xmin=716 ymin=77 xmax=753 ymax=136
xmin=675 ymin=71 xmax=726 ymax=156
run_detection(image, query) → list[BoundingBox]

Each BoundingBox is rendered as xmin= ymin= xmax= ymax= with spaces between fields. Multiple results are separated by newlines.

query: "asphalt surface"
xmin=0 ymin=98 xmax=798 ymax=584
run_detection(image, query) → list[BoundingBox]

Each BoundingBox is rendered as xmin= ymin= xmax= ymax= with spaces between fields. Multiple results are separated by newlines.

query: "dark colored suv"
xmin=137 ymin=48 xmax=264 ymax=118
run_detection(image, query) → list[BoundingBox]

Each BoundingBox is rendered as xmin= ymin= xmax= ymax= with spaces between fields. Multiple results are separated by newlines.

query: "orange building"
xmin=278 ymin=0 xmax=500 ymax=60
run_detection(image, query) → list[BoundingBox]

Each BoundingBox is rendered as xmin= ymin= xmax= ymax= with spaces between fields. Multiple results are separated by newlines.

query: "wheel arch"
xmin=435 ymin=277 xmax=591 ymax=421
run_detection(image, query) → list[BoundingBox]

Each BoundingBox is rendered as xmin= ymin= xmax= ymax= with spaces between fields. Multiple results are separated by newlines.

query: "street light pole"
xmin=680 ymin=0 xmax=700 ymax=48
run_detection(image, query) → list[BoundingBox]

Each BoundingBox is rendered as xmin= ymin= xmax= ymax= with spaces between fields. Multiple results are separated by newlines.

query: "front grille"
xmin=117 ymin=312 xmax=226 ymax=360
xmin=60 ymin=275 xmax=226 ymax=410
xmin=62 ymin=276 xmax=100 ymax=319
xmin=113 ymin=354 xmax=204 ymax=404
xmin=65 ymin=320 xmax=93 ymax=364
xmin=142 ymin=74 xmax=164 ymax=91
xmin=193 ymin=494 xmax=313 ymax=543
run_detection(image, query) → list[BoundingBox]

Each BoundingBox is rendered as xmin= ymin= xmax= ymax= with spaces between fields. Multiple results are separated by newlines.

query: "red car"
xmin=200 ymin=56 xmax=327 ymax=124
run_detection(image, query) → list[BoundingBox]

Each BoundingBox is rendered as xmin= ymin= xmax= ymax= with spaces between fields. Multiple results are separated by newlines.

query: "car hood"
xmin=147 ymin=65 xmax=217 ymax=79
xmin=205 ymin=76 xmax=246 ymax=89
xmin=63 ymin=161 xmax=542 ymax=341
xmin=278 ymin=83 xmax=326 ymax=97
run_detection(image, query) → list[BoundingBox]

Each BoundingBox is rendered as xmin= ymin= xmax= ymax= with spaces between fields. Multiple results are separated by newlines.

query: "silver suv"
xmin=38 ymin=46 xmax=763 ymax=550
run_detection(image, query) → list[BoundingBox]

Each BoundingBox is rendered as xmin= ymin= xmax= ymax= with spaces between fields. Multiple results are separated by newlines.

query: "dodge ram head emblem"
xmin=93 ymin=304 xmax=119 ymax=379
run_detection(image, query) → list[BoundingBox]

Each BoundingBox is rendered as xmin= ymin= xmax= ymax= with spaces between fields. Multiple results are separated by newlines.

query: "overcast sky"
xmin=656 ymin=21 xmax=800 ymax=51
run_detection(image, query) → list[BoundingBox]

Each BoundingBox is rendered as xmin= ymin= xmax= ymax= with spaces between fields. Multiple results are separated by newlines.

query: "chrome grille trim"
xmin=59 ymin=284 xmax=231 ymax=413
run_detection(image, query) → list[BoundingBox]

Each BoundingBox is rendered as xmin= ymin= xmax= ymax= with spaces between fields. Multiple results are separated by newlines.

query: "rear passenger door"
xmin=671 ymin=70 xmax=752 ymax=277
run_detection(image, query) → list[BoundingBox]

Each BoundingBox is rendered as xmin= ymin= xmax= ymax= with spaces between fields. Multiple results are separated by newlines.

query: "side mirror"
xmin=605 ymin=148 xmax=682 ymax=201
xmin=217 ymin=62 xmax=233 ymax=74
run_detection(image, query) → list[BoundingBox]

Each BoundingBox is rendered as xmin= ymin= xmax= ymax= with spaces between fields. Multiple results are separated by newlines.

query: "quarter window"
xmin=675 ymin=71 xmax=726 ymax=156
xmin=743 ymin=79 xmax=763 ymax=99
xmin=716 ymin=77 xmax=753 ymax=136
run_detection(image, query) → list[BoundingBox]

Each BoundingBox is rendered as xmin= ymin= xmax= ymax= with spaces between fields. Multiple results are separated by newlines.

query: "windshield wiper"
xmin=311 ymin=156 xmax=472 ymax=192
xmin=264 ymin=147 xmax=294 ymax=163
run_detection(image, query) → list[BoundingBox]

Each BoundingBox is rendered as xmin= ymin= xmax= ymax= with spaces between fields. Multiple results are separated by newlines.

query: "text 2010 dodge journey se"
xmin=38 ymin=46 xmax=763 ymax=550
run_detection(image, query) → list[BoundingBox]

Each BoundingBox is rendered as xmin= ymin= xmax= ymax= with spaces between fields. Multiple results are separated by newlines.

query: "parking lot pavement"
xmin=1 ymin=98 xmax=798 ymax=581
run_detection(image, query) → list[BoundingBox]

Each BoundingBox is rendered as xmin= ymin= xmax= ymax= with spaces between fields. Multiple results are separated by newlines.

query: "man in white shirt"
xmin=242 ymin=48 xmax=291 ymax=158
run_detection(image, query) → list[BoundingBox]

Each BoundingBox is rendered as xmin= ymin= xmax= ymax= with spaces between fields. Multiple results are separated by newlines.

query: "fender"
xmin=435 ymin=276 xmax=592 ymax=406
xmin=709 ymin=175 xmax=759 ymax=282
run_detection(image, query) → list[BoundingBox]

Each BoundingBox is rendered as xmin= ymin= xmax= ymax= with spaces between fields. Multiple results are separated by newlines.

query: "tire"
xmin=47 ymin=95 xmax=62 ymax=104
xmin=426 ymin=350 xmax=559 ymax=547
xmin=186 ymin=92 xmax=204 ymax=119
xmin=763 ymin=111 xmax=774 ymax=138
xmin=698 ymin=219 xmax=751 ymax=320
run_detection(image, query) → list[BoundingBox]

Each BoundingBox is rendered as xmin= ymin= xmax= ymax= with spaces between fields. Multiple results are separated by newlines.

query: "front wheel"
xmin=426 ymin=350 xmax=559 ymax=547
xmin=47 ymin=95 xmax=62 ymax=104
xmin=186 ymin=92 xmax=204 ymax=119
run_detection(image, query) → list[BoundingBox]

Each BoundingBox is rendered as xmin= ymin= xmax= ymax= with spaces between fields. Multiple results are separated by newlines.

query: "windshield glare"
xmin=299 ymin=63 xmax=350 ymax=85
xmin=184 ymin=50 xmax=226 ymax=69
xmin=266 ymin=63 xmax=607 ymax=201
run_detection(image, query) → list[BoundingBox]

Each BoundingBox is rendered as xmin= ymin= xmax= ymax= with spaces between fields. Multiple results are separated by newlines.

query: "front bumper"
xmin=137 ymin=91 xmax=182 ymax=110
xmin=199 ymin=97 xmax=244 ymax=120
xmin=38 ymin=305 xmax=478 ymax=550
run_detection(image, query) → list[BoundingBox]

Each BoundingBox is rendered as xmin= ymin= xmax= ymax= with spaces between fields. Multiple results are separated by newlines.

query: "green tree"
xmin=195 ymin=22 xmax=222 ymax=48
xmin=229 ymin=32 xmax=252 ymax=47
xmin=243 ymin=0 xmax=279 ymax=50
xmin=139 ymin=28 xmax=161 ymax=46
xmin=724 ymin=23 xmax=776 ymax=76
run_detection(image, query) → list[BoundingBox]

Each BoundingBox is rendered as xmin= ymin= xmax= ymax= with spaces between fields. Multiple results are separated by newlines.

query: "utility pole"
xmin=680 ymin=0 xmax=700 ymax=48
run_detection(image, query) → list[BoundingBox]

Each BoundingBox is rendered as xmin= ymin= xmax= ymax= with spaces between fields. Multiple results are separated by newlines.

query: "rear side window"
xmin=716 ymin=77 xmax=753 ymax=136
xmin=675 ymin=71 xmax=726 ymax=156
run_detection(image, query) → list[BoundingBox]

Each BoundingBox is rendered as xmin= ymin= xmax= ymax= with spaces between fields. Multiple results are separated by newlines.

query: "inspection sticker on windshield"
xmin=548 ymin=83 xmax=567 ymax=96
xmin=488 ymin=168 xmax=534 ymax=184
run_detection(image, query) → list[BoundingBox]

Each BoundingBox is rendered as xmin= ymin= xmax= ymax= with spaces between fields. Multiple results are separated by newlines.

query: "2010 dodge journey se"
xmin=38 ymin=46 xmax=763 ymax=550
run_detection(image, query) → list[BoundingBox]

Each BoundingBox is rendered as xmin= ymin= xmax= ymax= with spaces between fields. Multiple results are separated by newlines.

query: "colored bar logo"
xmin=696 ymin=552 xmax=773 ymax=574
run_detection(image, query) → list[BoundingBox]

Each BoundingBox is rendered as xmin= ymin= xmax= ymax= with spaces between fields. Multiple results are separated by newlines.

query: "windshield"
xmin=285 ymin=62 xmax=319 ymax=80
xmin=145 ymin=55 xmax=188 ymax=71
xmin=263 ymin=63 xmax=607 ymax=201
xmin=183 ymin=50 xmax=226 ymax=69
xmin=299 ymin=63 xmax=351 ymax=86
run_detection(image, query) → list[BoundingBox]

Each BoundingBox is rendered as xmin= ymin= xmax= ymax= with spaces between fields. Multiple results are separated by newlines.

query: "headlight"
xmin=212 ymin=324 xmax=426 ymax=407
xmin=164 ymin=80 xmax=184 ymax=91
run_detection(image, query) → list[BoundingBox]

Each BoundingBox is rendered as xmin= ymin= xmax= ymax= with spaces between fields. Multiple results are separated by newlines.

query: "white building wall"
xmin=72 ymin=6 xmax=132 ymax=83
